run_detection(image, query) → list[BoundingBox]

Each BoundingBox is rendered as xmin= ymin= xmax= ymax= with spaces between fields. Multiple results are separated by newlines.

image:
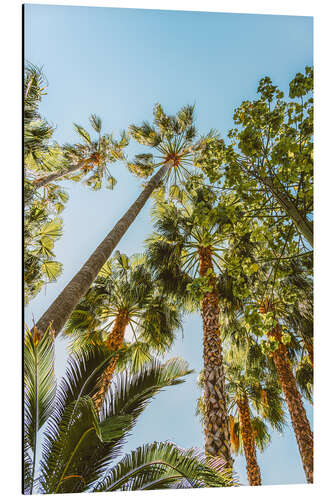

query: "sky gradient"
xmin=24 ymin=4 xmax=313 ymax=486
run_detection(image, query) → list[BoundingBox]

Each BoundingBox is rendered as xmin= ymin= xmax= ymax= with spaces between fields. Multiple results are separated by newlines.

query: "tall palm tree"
xmin=278 ymin=258 xmax=313 ymax=366
xmin=196 ymin=339 xmax=285 ymax=486
xmin=64 ymin=252 xmax=182 ymax=412
xmin=24 ymin=327 xmax=234 ymax=494
xmin=217 ymin=225 xmax=314 ymax=483
xmin=223 ymin=345 xmax=285 ymax=486
xmin=24 ymin=62 xmax=54 ymax=159
xmin=145 ymin=184 xmax=236 ymax=467
xmin=35 ymin=103 xmax=210 ymax=338
xmin=259 ymin=298 xmax=313 ymax=483
xmin=24 ymin=63 xmax=68 ymax=303
xmin=33 ymin=115 xmax=128 ymax=189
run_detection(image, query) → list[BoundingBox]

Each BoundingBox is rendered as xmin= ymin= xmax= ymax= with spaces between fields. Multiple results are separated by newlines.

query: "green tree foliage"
xmin=197 ymin=67 xmax=313 ymax=247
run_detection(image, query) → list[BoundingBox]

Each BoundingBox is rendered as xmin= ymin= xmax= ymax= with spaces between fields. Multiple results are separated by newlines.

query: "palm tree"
xmin=259 ymin=298 xmax=313 ymax=483
xmin=196 ymin=338 xmax=285 ymax=486
xmin=24 ymin=327 xmax=234 ymax=494
xmin=217 ymin=222 xmax=314 ymax=483
xmin=24 ymin=62 xmax=54 ymax=159
xmin=223 ymin=345 xmax=285 ymax=486
xmin=24 ymin=62 xmax=68 ymax=303
xmin=64 ymin=252 xmax=182 ymax=412
xmin=278 ymin=258 xmax=313 ymax=366
xmin=34 ymin=103 xmax=209 ymax=338
xmin=33 ymin=115 xmax=128 ymax=189
xmin=145 ymin=184 xmax=236 ymax=467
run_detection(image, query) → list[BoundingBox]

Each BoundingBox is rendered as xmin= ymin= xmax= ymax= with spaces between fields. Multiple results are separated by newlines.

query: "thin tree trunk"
xmin=237 ymin=395 xmax=261 ymax=486
xmin=198 ymin=246 xmax=233 ymax=469
xmin=35 ymin=164 xmax=168 ymax=338
xmin=269 ymin=325 xmax=313 ymax=483
xmin=93 ymin=311 xmax=129 ymax=412
xmin=262 ymin=176 xmax=313 ymax=247
xmin=33 ymin=163 xmax=83 ymax=188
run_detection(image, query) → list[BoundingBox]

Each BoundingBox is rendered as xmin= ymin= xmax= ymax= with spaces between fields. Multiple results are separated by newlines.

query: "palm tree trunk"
xmin=33 ymin=163 xmax=83 ymax=188
xmin=35 ymin=164 xmax=168 ymax=338
xmin=198 ymin=246 xmax=233 ymax=469
xmin=93 ymin=311 xmax=129 ymax=412
xmin=237 ymin=395 xmax=261 ymax=486
xmin=269 ymin=325 xmax=313 ymax=483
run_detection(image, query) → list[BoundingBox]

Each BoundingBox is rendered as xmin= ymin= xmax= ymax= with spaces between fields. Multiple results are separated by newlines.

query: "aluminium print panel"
xmin=23 ymin=3 xmax=313 ymax=494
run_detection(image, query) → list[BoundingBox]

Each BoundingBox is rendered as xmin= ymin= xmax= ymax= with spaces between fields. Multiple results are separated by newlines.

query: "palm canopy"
xmin=24 ymin=63 xmax=67 ymax=181
xmin=224 ymin=345 xmax=286 ymax=437
xmin=24 ymin=62 xmax=68 ymax=303
xmin=24 ymin=326 xmax=234 ymax=494
xmin=64 ymin=251 xmax=182 ymax=364
xmin=217 ymin=218 xmax=313 ymax=383
xmin=62 ymin=115 xmax=129 ymax=190
xmin=128 ymin=103 xmax=224 ymax=198
xmin=24 ymin=62 xmax=54 ymax=159
xmin=33 ymin=115 xmax=129 ymax=190
xmin=145 ymin=181 xmax=233 ymax=306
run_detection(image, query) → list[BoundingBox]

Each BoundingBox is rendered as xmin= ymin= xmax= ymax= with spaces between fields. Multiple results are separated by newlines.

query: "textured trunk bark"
xmin=237 ymin=395 xmax=261 ymax=486
xmin=198 ymin=246 xmax=233 ymax=469
xmin=93 ymin=311 xmax=129 ymax=412
xmin=269 ymin=325 xmax=313 ymax=483
xmin=33 ymin=163 xmax=83 ymax=188
xmin=262 ymin=176 xmax=313 ymax=247
xmin=35 ymin=164 xmax=168 ymax=337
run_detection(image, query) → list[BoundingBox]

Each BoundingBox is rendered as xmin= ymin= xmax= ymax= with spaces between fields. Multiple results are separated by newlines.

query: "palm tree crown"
xmin=65 ymin=251 xmax=182 ymax=357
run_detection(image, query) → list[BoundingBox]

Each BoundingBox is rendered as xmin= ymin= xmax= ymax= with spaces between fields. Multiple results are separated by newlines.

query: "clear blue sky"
xmin=25 ymin=4 xmax=313 ymax=486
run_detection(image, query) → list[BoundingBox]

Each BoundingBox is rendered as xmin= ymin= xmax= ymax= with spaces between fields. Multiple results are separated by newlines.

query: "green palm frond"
xmin=39 ymin=346 xmax=124 ymax=493
xmin=24 ymin=62 xmax=55 ymax=158
xmin=24 ymin=325 xmax=56 ymax=447
xmin=38 ymin=355 xmax=192 ymax=493
xmin=40 ymin=395 xmax=133 ymax=494
xmin=128 ymin=121 xmax=162 ymax=147
xmin=295 ymin=356 xmax=313 ymax=403
xmin=25 ymin=332 xmax=226 ymax=494
xmin=116 ymin=341 xmax=153 ymax=373
xmin=23 ymin=436 xmax=34 ymax=494
xmin=89 ymin=114 xmax=102 ymax=134
xmin=250 ymin=417 xmax=271 ymax=452
xmin=101 ymin=358 xmax=192 ymax=421
xmin=73 ymin=123 xmax=92 ymax=144
xmin=24 ymin=325 xmax=56 ymax=494
xmin=128 ymin=103 xmax=204 ymax=190
xmin=94 ymin=441 xmax=234 ymax=492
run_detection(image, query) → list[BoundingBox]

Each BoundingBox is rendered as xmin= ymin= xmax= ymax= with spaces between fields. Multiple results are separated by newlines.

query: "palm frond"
xmin=24 ymin=324 xmax=56 ymax=487
xmin=73 ymin=123 xmax=92 ymax=144
xmin=94 ymin=442 xmax=234 ymax=491
xmin=89 ymin=114 xmax=102 ymax=134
